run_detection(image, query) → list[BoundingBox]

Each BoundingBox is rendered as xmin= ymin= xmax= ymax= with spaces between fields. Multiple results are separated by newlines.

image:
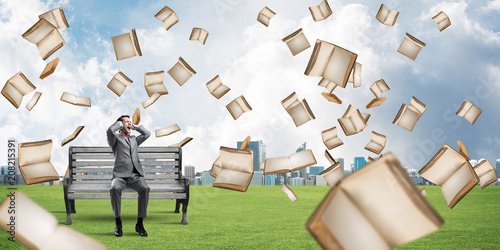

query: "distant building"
xmin=315 ymin=175 xmax=328 ymax=186
xmin=335 ymin=158 xmax=345 ymax=171
xmin=309 ymin=166 xmax=324 ymax=175
xmin=305 ymin=179 xmax=314 ymax=186
xmin=290 ymin=171 xmax=299 ymax=178
xmin=184 ymin=165 xmax=195 ymax=184
xmin=265 ymin=174 xmax=276 ymax=185
xmin=201 ymin=171 xmax=214 ymax=185
xmin=258 ymin=141 xmax=266 ymax=163
xmin=496 ymin=160 xmax=500 ymax=180
xmin=237 ymin=140 xmax=266 ymax=171
xmin=407 ymin=169 xmax=425 ymax=185
xmin=353 ymin=157 xmax=367 ymax=172
xmin=250 ymin=171 xmax=263 ymax=185
xmin=277 ymin=175 xmax=284 ymax=185
xmin=193 ymin=177 xmax=201 ymax=185
xmin=289 ymin=177 xmax=305 ymax=186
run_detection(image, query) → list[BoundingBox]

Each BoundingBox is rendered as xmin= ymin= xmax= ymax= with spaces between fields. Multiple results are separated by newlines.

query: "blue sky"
xmin=1 ymin=0 xmax=500 ymax=175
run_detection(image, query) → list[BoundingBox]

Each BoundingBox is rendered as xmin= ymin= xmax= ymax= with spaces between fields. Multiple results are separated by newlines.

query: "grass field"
xmin=0 ymin=185 xmax=499 ymax=249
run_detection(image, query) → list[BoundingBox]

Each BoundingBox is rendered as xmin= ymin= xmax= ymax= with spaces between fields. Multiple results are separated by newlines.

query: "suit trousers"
xmin=110 ymin=174 xmax=150 ymax=218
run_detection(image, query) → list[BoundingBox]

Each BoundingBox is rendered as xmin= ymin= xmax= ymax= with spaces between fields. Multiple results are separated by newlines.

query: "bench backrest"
xmin=68 ymin=146 xmax=183 ymax=184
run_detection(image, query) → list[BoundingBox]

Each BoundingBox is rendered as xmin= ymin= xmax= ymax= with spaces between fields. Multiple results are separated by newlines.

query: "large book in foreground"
xmin=281 ymin=92 xmax=316 ymax=127
xmin=0 ymin=192 xmax=107 ymax=250
xmin=2 ymin=71 xmax=36 ymax=109
xmin=393 ymin=96 xmax=426 ymax=132
xmin=18 ymin=139 xmax=59 ymax=185
xmin=309 ymin=0 xmax=332 ymax=22
xmin=212 ymin=146 xmax=254 ymax=192
xmin=22 ymin=18 xmax=66 ymax=60
xmin=306 ymin=153 xmax=443 ymax=250
xmin=111 ymin=29 xmax=142 ymax=61
xmin=263 ymin=149 xmax=317 ymax=175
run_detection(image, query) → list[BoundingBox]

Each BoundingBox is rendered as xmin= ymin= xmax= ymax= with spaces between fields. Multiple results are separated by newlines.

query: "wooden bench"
xmin=63 ymin=146 xmax=189 ymax=225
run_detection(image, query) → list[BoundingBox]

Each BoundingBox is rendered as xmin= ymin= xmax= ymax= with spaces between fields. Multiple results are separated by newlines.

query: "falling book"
xmin=321 ymin=126 xmax=343 ymax=150
xmin=309 ymin=0 xmax=333 ymax=22
xmin=321 ymin=92 xmax=342 ymax=104
xmin=144 ymin=71 xmax=168 ymax=96
xmin=26 ymin=92 xmax=42 ymax=111
xmin=155 ymin=6 xmax=179 ymax=30
xmin=375 ymin=3 xmax=399 ymax=26
xmin=168 ymin=137 xmax=193 ymax=147
xmin=320 ymin=162 xmax=346 ymax=188
xmin=211 ymin=136 xmax=251 ymax=178
xmin=2 ymin=71 xmax=36 ymax=109
xmin=456 ymin=100 xmax=481 ymax=125
xmin=398 ymin=33 xmax=426 ymax=61
xmin=111 ymin=29 xmax=142 ymax=61
xmin=364 ymin=131 xmax=387 ymax=155
xmin=421 ymin=188 xmax=428 ymax=196
xmin=432 ymin=11 xmax=451 ymax=32
xmin=189 ymin=27 xmax=209 ymax=45
xmin=132 ymin=108 xmax=140 ymax=125
xmin=206 ymin=75 xmax=230 ymax=99
xmin=226 ymin=95 xmax=252 ymax=120
xmin=22 ymin=18 xmax=65 ymax=60
xmin=418 ymin=143 xmax=479 ymax=208
xmin=107 ymin=71 xmax=133 ymax=97
xmin=263 ymin=149 xmax=317 ymax=175
xmin=393 ymin=96 xmax=426 ymax=132
xmin=282 ymin=28 xmax=311 ymax=56
xmin=60 ymin=92 xmax=91 ymax=107
xmin=305 ymin=39 xmax=357 ymax=88
xmin=168 ymin=57 xmax=196 ymax=86
xmin=338 ymin=105 xmax=367 ymax=136
xmin=39 ymin=7 xmax=69 ymax=29
xmin=370 ymin=79 xmax=390 ymax=98
xmin=318 ymin=78 xmax=337 ymax=93
xmin=257 ymin=7 xmax=276 ymax=27
xmin=61 ymin=126 xmax=84 ymax=147
xmin=306 ymin=153 xmax=443 ymax=250
xmin=40 ymin=57 xmax=60 ymax=79
xmin=142 ymin=92 xmax=161 ymax=109
xmin=240 ymin=136 xmax=251 ymax=150
xmin=324 ymin=150 xmax=336 ymax=165
xmin=348 ymin=62 xmax=362 ymax=88
xmin=212 ymin=146 xmax=254 ymax=192
xmin=155 ymin=124 xmax=181 ymax=138
xmin=281 ymin=184 xmax=298 ymax=202
xmin=0 ymin=192 xmax=107 ymax=250
xmin=281 ymin=92 xmax=316 ymax=127
xmin=472 ymin=159 xmax=498 ymax=188
xmin=366 ymin=97 xmax=387 ymax=109
xmin=18 ymin=139 xmax=59 ymax=185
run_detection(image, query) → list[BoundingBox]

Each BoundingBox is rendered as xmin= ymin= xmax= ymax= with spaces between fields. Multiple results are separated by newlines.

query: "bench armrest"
xmin=181 ymin=176 xmax=191 ymax=186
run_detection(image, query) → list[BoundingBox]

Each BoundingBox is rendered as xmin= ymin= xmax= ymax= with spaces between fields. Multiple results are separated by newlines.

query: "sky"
xmin=1 ymin=0 xmax=500 ymax=176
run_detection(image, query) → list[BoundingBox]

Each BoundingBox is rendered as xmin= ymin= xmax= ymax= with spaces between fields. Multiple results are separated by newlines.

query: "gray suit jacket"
xmin=106 ymin=121 xmax=151 ymax=178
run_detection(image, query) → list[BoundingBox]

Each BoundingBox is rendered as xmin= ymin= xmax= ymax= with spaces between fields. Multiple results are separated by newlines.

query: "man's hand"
xmin=132 ymin=125 xmax=138 ymax=130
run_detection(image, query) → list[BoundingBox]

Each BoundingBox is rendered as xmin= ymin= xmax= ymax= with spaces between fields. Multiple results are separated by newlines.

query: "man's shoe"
xmin=135 ymin=223 xmax=148 ymax=237
xmin=114 ymin=224 xmax=123 ymax=237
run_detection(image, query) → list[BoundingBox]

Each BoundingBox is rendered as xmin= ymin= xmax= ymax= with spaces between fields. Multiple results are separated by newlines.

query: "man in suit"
xmin=107 ymin=115 xmax=151 ymax=237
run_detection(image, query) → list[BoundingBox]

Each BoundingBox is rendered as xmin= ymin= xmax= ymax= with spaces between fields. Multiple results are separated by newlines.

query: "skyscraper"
xmin=296 ymin=142 xmax=307 ymax=178
xmin=265 ymin=174 xmax=276 ymax=185
xmin=353 ymin=157 xmax=367 ymax=172
xmin=250 ymin=171 xmax=263 ymax=185
xmin=201 ymin=171 xmax=214 ymax=185
xmin=184 ymin=165 xmax=195 ymax=184
xmin=496 ymin=160 xmax=500 ymax=179
xmin=309 ymin=166 xmax=324 ymax=175
xmin=259 ymin=140 xmax=266 ymax=163
xmin=237 ymin=140 xmax=266 ymax=171
xmin=335 ymin=158 xmax=345 ymax=171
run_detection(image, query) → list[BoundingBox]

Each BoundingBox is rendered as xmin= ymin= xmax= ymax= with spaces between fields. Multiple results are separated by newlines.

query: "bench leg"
xmin=181 ymin=187 xmax=189 ymax=225
xmin=174 ymin=199 xmax=181 ymax=213
xmin=63 ymin=186 xmax=72 ymax=225
xmin=70 ymin=199 xmax=76 ymax=213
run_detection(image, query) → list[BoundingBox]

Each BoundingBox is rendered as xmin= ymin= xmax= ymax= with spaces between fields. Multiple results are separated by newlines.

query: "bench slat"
xmin=73 ymin=174 xmax=179 ymax=180
xmin=68 ymin=183 xmax=185 ymax=192
xmin=73 ymin=153 xmax=179 ymax=159
xmin=73 ymin=168 xmax=178 ymax=173
xmin=69 ymin=180 xmax=180 ymax=184
xmin=72 ymin=161 xmax=179 ymax=167
xmin=71 ymin=147 xmax=180 ymax=153
xmin=68 ymin=193 xmax=186 ymax=199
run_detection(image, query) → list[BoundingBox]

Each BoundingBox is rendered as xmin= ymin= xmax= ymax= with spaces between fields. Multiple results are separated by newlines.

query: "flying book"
xmin=206 ymin=75 xmax=230 ymax=99
xmin=364 ymin=131 xmax=387 ymax=155
xmin=40 ymin=57 xmax=60 ymax=79
xmin=132 ymin=108 xmax=140 ymax=125
xmin=168 ymin=57 xmax=196 ymax=86
xmin=370 ymin=79 xmax=390 ymax=98
xmin=457 ymin=140 xmax=470 ymax=160
xmin=367 ymin=155 xmax=382 ymax=163
xmin=240 ymin=136 xmax=251 ymax=150
xmin=305 ymin=39 xmax=358 ymax=88
xmin=168 ymin=137 xmax=193 ymax=147
xmin=456 ymin=100 xmax=481 ymax=125
xmin=338 ymin=105 xmax=367 ymax=136
xmin=348 ymin=62 xmax=362 ymax=88
xmin=472 ymin=159 xmax=498 ymax=188
xmin=2 ymin=71 xmax=36 ymax=109
xmin=418 ymin=143 xmax=479 ymax=208
xmin=393 ymin=96 xmax=426 ymax=132
xmin=281 ymin=92 xmax=316 ymax=127
xmin=432 ymin=11 xmax=451 ymax=32
xmin=309 ymin=0 xmax=333 ymax=22
xmin=0 ymin=192 xmax=107 ymax=250
xmin=144 ymin=71 xmax=168 ymax=96
xmin=320 ymin=162 xmax=346 ymax=188
xmin=282 ymin=28 xmax=311 ymax=56
xmin=263 ymin=149 xmax=317 ymax=175
xmin=142 ymin=92 xmax=161 ymax=109
xmin=421 ymin=188 xmax=428 ymax=196
xmin=39 ymin=7 xmax=69 ymax=29
xmin=375 ymin=3 xmax=399 ymax=26
xmin=257 ymin=7 xmax=276 ymax=27
xmin=212 ymin=146 xmax=254 ymax=192
xmin=22 ymin=18 xmax=65 ymax=60
xmin=366 ymin=97 xmax=387 ymax=109
xmin=397 ymin=33 xmax=426 ymax=61
xmin=107 ymin=71 xmax=133 ymax=97
xmin=321 ymin=92 xmax=342 ymax=104
xmin=154 ymin=6 xmax=179 ymax=30
xmin=281 ymin=184 xmax=298 ymax=202
xmin=61 ymin=126 xmax=84 ymax=147
xmin=60 ymin=92 xmax=91 ymax=107
xmin=26 ymin=91 xmax=42 ymax=111
xmin=321 ymin=126 xmax=343 ymax=150
xmin=211 ymin=136 xmax=250 ymax=178
xmin=324 ymin=150 xmax=336 ymax=165
xmin=189 ymin=27 xmax=209 ymax=45
xmin=226 ymin=95 xmax=252 ymax=120
xmin=111 ymin=29 xmax=142 ymax=61
xmin=155 ymin=124 xmax=181 ymax=138
xmin=18 ymin=139 xmax=59 ymax=185
xmin=318 ymin=78 xmax=337 ymax=93
xmin=306 ymin=153 xmax=444 ymax=249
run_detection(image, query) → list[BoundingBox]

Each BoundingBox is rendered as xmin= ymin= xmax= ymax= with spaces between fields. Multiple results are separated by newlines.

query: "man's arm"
xmin=106 ymin=121 xmax=122 ymax=148
xmin=135 ymin=125 xmax=151 ymax=146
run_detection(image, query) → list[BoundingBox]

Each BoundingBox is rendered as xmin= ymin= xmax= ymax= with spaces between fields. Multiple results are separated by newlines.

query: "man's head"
xmin=117 ymin=115 xmax=132 ymax=135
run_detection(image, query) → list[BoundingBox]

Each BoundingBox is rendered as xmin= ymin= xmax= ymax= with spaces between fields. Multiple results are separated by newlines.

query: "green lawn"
xmin=0 ymin=185 xmax=499 ymax=249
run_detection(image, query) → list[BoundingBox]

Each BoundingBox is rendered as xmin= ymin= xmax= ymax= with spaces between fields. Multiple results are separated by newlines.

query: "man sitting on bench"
xmin=107 ymin=115 xmax=151 ymax=237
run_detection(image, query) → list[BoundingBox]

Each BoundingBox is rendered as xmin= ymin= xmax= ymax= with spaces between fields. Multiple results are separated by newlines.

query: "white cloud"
xmin=482 ymin=0 xmax=500 ymax=12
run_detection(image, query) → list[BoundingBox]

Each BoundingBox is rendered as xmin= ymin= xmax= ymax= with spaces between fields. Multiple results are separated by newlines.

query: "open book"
xmin=111 ymin=29 xmax=142 ymax=61
xmin=39 ymin=7 xmax=69 ymax=29
xmin=61 ymin=126 xmax=84 ymax=147
xmin=338 ymin=105 xmax=367 ymax=136
xmin=0 ymin=192 xmax=107 ymax=250
xmin=155 ymin=124 xmax=181 ymax=138
xmin=142 ymin=92 xmax=161 ymax=109
xmin=263 ymin=149 xmax=317 ymax=175
xmin=398 ymin=33 xmax=426 ymax=61
xmin=375 ymin=3 xmax=399 ymax=26
xmin=2 ymin=71 xmax=36 ymax=109
xmin=212 ymin=146 xmax=254 ymax=192
xmin=306 ymin=153 xmax=443 ymax=249
xmin=40 ymin=57 xmax=60 ymax=79
xmin=324 ymin=150 xmax=336 ymax=165
xmin=305 ymin=39 xmax=357 ymax=88
xmin=26 ymin=92 xmax=42 ymax=111
xmin=321 ymin=127 xmax=343 ymax=150
xmin=367 ymin=155 xmax=383 ymax=163
xmin=320 ymin=162 xmax=346 ymax=188
xmin=168 ymin=57 xmax=196 ymax=86
xmin=240 ymin=136 xmax=251 ymax=150
xmin=432 ymin=11 xmax=451 ymax=32
xmin=211 ymin=136 xmax=251 ymax=178
xmin=364 ymin=131 xmax=387 ymax=155
xmin=281 ymin=92 xmax=316 ymax=127
xmin=281 ymin=184 xmax=298 ymax=202
xmin=107 ymin=71 xmax=133 ymax=97
xmin=155 ymin=6 xmax=179 ymax=30
xmin=393 ymin=96 xmax=426 ymax=132
xmin=348 ymin=62 xmax=362 ymax=88
xmin=22 ymin=18 xmax=65 ymax=60
xmin=282 ymin=28 xmax=311 ymax=56
xmin=257 ymin=7 xmax=276 ymax=27
xmin=318 ymin=78 xmax=337 ymax=93
xmin=366 ymin=97 xmax=387 ymax=109
xmin=321 ymin=92 xmax=342 ymax=104
xmin=472 ymin=159 xmax=498 ymax=188
xmin=144 ymin=71 xmax=168 ymax=96
xmin=60 ymin=92 xmax=91 ymax=107
xmin=189 ymin=27 xmax=209 ymax=45
xmin=456 ymin=100 xmax=481 ymax=125
xmin=309 ymin=0 xmax=333 ymax=22
xmin=419 ymin=143 xmax=479 ymax=208
xmin=206 ymin=75 xmax=230 ymax=99
xmin=132 ymin=108 xmax=140 ymax=125
xmin=226 ymin=95 xmax=252 ymax=120
xmin=18 ymin=139 xmax=59 ymax=185
xmin=370 ymin=79 xmax=390 ymax=98
xmin=168 ymin=137 xmax=193 ymax=147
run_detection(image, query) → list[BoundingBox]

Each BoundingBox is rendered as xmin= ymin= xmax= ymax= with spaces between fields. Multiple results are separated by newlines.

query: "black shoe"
xmin=135 ymin=223 xmax=148 ymax=237
xmin=114 ymin=224 xmax=123 ymax=237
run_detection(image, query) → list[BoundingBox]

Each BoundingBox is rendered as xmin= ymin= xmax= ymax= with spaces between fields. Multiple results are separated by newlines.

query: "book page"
xmin=75 ymin=96 xmax=91 ymax=106
xmin=376 ymin=4 xmax=389 ymax=24
xmin=142 ymin=92 xmax=161 ymax=109
xmin=321 ymin=127 xmax=338 ymax=141
xmin=325 ymin=137 xmax=343 ymax=149
xmin=20 ymin=162 xmax=58 ymax=180
xmin=2 ymin=83 xmax=23 ymax=108
xmin=281 ymin=92 xmax=300 ymax=109
xmin=441 ymin=163 xmax=474 ymax=206
xmin=281 ymin=184 xmax=298 ymax=202
xmin=39 ymin=8 xmax=69 ymax=29
xmin=206 ymin=75 xmax=222 ymax=93
xmin=419 ymin=145 xmax=466 ymax=185
xmin=318 ymin=78 xmax=337 ymax=93
xmin=338 ymin=117 xmax=356 ymax=135
xmin=289 ymin=149 xmax=317 ymax=171
xmin=219 ymin=147 xmax=253 ymax=173
xmin=36 ymin=28 xmax=64 ymax=60
xmin=226 ymin=99 xmax=244 ymax=120
xmin=263 ymin=157 xmax=293 ymax=174
xmin=305 ymin=40 xmax=335 ymax=76
xmin=371 ymin=132 xmax=387 ymax=146
xmin=464 ymin=105 xmax=481 ymax=124
xmin=287 ymin=102 xmax=312 ymax=127
xmin=477 ymin=170 xmax=497 ymax=188
xmin=321 ymin=163 xmax=346 ymax=188
xmin=323 ymin=46 xmax=356 ymax=88
xmin=155 ymin=124 xmax=181 ymax=137
xmin=212 ymin=85 xmax=230 ymax=99
xmin=395 ymin=106 xmax=420 ymax=131
xmin=112 ymin=31 xmax=137 ymax=60
xmin=213 ymin=169 xmax=252 ymax=186
xmin=365 ymin=142 xmax=384 ymax=154
xmin=168 ymin=58 xmax=195 ymax=86
xmin=282 ymin=28 xmax=310 ymax=56
xmin=385 ymin=10 xmax=399 ymax=25
xmin=309 ymin=6 xmax=323 ymax=21
xmin=19 ymin=139 xmax=52 ymax=167
xmin=22 ymin=19 xmax=54 ymax=44
xmin=211 ymin=156 xmax=222 ymax=177
xmin=410 ymin=97 xmax=427 ymax=113
xmin=61 ymin=126 xmax=84 ymax=146
xmin=351 ymin=111 xmax=366 ymax=132
xmin=26 ymin=91 xmax=42 ymax=111
xmin=324 ymin=150 xmax=336 ymax=165
xmin=398 ymin=33 xmax=425 ymax=61
xmin=319 ymin=0 xmax=332 ymax=18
